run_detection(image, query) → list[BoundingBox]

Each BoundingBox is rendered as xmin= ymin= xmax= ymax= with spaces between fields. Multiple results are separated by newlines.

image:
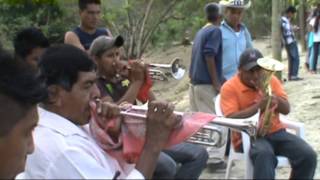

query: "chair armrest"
xmin=280 ymin=115 xmax=305 ymax=139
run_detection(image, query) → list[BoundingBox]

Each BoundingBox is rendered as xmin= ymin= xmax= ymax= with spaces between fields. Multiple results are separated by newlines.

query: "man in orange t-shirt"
xmin=220 ymin=48 xmax=317 ymax=179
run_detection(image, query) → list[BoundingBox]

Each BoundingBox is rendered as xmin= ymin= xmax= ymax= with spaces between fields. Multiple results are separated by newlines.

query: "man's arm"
xmin=135 ymin=101 xmax=179 ymax=179
xmin=244 ymin=27 xmax=253 ymax=48
xmin=206 ymin=55 xmax=221 ymax=92
xmin=148 ymin=91 xmax=156 ymax=101
xmin=271 ymin=77 xmax=290 ymax=115
xmin=64 ymin=31 xmax=86 ymax=51
xmin=116 ymin=61 xmax=145 ymax=104
xmin=203 ymin=28 xmax=222 ymax=92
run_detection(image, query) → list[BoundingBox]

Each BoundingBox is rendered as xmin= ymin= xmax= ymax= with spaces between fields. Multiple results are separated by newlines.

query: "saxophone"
xmin=256 ymin=58 xmax=284 ymax=137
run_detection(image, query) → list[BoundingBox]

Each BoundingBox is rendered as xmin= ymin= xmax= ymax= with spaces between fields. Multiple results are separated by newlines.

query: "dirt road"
xmin=145 ymin=39 xmax=320 ymax=179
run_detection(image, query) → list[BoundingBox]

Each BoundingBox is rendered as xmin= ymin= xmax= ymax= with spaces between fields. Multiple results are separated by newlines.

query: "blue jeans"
xmin=312 ymin=42 xmax=320 ymax=71
xmin=250 ymin=129 xmax=317 ymax=179
xmin=153 ymin=143 xmax=209 ymax=179
xmin=285 ymin=42 xmax=300 ymax=77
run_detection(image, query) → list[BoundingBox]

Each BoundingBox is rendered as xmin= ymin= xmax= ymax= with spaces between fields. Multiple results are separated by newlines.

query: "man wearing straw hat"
xmin=220 ymin=48 xmax=317 ymax=179
xmin=219 ymin=0 xmax=253 ymax=80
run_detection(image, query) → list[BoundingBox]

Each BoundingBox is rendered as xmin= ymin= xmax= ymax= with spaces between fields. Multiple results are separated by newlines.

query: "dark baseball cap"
xmin=239 ymin=48 xmax=263 ymax=71
xmin=89 ymin=35 xmax=124 ymax=57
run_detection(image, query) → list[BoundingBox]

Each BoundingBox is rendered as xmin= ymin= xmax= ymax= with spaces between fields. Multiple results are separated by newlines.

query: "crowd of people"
xmin=0 ymin=0 xmax=318 ymax=179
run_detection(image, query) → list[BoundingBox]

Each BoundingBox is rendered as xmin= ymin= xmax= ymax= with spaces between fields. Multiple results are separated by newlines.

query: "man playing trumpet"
xmin=23 ymin=44 xmax=182 ymax=179
xmin=89 ymin=35 xmax=208 ymax=179
xmin=220 ymin=48 xmax=317 ymax=179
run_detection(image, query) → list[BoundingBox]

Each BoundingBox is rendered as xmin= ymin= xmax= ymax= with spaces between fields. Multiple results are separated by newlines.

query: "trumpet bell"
xmin=171 ymin=58 xmax=186 ymax=80
xmin=148 ymin=57 xmax=186 ymax=80
xmin=257 ymin=57 xmax=284 ymax=71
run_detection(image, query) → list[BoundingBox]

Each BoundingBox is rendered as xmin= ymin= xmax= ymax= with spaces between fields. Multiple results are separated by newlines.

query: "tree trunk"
xmin=271 ymin=0 xmax=283 ymax=79
xmin=299 ymin=0 xmax=307 ymax=51
xmin=136 ymin=0 xmax=154 ymax=58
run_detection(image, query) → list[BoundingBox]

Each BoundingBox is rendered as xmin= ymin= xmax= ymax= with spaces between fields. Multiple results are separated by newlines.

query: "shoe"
xmin=206 ymin=161 xmax=228 ymax=172
xmin=289 ymin=76 xmax=303 ymax=81
xmin=305 ymin=62 xmax=310 ymax=70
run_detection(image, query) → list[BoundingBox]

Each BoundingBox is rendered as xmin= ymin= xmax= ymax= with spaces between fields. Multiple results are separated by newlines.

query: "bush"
xmin=0 ymin=0 xmax=76 ymax=49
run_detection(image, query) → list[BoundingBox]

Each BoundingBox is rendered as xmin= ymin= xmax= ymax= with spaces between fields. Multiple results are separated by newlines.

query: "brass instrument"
xmin=148 ymin=57 xmax=186 ymax=81
xmin=256 ymin=57 xmax=284 ymax=137
xmin=120 ymin=105 xmax=257 ymax=147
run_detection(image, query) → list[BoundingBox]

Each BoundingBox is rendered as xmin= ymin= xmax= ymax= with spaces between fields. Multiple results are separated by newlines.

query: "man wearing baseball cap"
xmin=219 ymin=0 xmax=253 ymax=80
xmin=90 ymin=36 xmax=209 ymax=180
xmin=220 ymin=48 xmax=317 ymax=179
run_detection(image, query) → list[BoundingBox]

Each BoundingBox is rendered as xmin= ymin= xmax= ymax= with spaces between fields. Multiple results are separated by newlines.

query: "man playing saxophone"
xmin=220 ymin=48 xmax=317 ymax=179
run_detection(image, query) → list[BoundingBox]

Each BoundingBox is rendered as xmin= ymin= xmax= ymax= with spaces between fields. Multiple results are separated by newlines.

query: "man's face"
xmin=60 ymin=71 xmax=100 ymax=125
xmin=225 ymin=7 xmax=244 ymax=27
xmin=80 ymin=3 xmax=101 ymax=30
xmin=287 ymin=12 xmax=295 ymax=19
xmin=97 ymin=47 xmax=121 ymax=77
xmin=0 ymin=106 xmax=38 ymax=179
xmin=25 ymin=47 xmax=46 ymax=69
xmin=239 ymin=66 xmax=263 ymax=89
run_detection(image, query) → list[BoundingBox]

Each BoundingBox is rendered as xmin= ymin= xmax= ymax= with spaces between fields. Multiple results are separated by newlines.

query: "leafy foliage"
xmin=0 ymin=0 xmax=76 ymax=49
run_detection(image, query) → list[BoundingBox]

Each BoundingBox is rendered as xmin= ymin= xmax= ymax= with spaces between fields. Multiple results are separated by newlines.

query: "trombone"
xmin=148 ymin=57 xmax=186 ymax=81
xmin=119 ymin=105 xmax=257 ymax=148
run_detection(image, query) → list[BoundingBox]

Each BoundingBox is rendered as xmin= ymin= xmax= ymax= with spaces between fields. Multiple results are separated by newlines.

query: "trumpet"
xmin=256 ymin=57 xmax=284 ymax=137
xmin=148 ymin=57 xmax=186 ymax=81
xmin=120 ymin=105 xmax=257 ymax=147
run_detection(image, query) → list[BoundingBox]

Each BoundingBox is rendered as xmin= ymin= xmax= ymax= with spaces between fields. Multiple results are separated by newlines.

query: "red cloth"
xmin=90 ymin=106 xmax=215 ymax=164
xmin=128 ymin=60 xmax=153 ymax=103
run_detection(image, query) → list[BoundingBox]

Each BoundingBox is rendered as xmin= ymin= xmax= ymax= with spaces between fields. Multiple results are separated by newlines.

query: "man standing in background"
xmin=189 ymin=2 xmax=226 ymax=169
xmin=281 ymin=6 xmax=303 ymax=80
xmin=219 ymin=0 xmax=252 ymax=80
xmin=64 ymin=0 xmax=112 ymax=52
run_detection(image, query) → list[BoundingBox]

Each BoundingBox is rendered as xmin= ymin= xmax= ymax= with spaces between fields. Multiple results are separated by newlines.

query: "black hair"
xmin=205 ymin=3 xmax=221 ymax=22
xmin=285 ymin=6 xmax=297 ymax=14
xmin=13 ymin=27 xmax=49 ymax=60
xmin=79 ymin=0 xmax=101 ymax=11
xmin=0 ymin=49 xmax=47 ymax=136
xmin=314 ymin=10 xmax=320 ymax=33
xmin=38 ymin=44 xmax=96 ymax=93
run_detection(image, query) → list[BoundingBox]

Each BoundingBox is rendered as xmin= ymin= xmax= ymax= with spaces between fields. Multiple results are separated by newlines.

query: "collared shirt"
xmin=281 ymin=16 xmax=296 ymax=45
xmin=220 ymin=21 xmax=253 ymax=80
xmin=189 ymin=23 xmax=223 ymax=85
xmin=220 ymin=75 xmax=287 ymax=150
xmin=22 ymin=107 xmax=143 ymax=179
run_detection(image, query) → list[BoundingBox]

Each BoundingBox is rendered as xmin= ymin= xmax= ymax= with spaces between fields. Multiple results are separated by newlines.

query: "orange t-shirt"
xmin=220 ymin=74 xmax=287 ymax=151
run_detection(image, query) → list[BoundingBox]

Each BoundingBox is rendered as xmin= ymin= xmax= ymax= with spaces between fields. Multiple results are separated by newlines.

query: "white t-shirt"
xmin=310 ymin=18 xmax=320 ymax=42
xmin=21 ymin=108 xmax=144 ymax=179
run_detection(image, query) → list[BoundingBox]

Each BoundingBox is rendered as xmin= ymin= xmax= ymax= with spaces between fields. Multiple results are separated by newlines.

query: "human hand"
xmin=293 ymin=25 xmax=300 ymax=31
xmin=145 ymin=100 xmax=181 ymax=148
xmin=128 ymin=60 xmax=145 ymax=82
xmin=90 ymin=99 xmax=121 ymax=124
xmin=257 ymin=95 xmax=279 ymax=112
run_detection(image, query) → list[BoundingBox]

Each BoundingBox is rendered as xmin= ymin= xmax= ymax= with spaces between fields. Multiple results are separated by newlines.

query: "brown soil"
xmin=145 ymin=39 xmax=320 ymax=179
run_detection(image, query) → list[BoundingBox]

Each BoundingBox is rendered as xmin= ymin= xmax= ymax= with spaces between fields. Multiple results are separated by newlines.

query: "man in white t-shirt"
xmin=309 ymin=10 xmax=320 ymax=73
xmin=22 ymin=44 xmax=180 ymax=179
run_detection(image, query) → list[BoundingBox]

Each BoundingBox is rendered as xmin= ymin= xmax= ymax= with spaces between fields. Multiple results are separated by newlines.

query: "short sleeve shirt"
xmin=189 ymin=24 xmax=223 ymax=84
xmin=220 ymin=21 xmax=253 ymax=80
xmin=220 ymin=75 xmax=287 ymax=150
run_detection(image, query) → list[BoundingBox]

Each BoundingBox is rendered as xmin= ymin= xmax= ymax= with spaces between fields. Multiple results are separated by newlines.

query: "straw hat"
xmin=219 ymin=0 xmax=251 ymax=9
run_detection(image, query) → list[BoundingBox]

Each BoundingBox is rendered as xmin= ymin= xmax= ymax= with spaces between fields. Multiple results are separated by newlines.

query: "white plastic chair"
xmin=214 ymin=94 xmax=305 ymax=179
